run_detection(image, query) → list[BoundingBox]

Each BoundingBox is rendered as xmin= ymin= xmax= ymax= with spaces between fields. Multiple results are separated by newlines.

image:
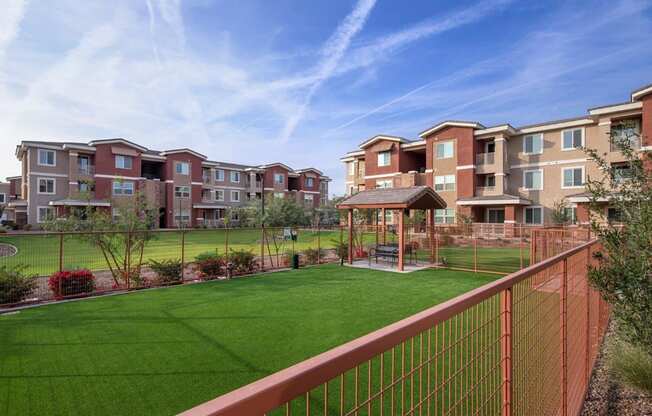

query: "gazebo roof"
xmin=337 ymin=186 xmax=446 ymax=210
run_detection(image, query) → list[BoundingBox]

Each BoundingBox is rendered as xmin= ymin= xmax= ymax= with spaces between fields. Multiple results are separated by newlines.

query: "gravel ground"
xmin=581 ymin=321 xmax=652 ymax=416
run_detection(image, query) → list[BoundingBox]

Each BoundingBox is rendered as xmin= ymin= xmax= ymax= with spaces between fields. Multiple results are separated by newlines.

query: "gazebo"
xmin=337 ymin=186 xmax=446 ymax=271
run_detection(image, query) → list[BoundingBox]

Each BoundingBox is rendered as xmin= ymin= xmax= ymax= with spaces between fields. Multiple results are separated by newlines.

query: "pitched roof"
xmin=337 ymin=186 xmax=446 ymax=209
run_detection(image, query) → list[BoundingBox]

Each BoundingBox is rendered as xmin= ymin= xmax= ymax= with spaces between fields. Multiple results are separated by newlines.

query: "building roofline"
xmin=88 ymin=138 xmax=149 ymax=152
xmin=160 ymin=148 xmax=207 ymax=160
xmin=418 ymin=121 xmax=485 ymax=138
xmin=588 ymin=101 xmax=643 ymax=116
xmin=631 ymin=82 xmax=652 ymax=101
xmin=358 ymin=134 xmax=407 ymax=149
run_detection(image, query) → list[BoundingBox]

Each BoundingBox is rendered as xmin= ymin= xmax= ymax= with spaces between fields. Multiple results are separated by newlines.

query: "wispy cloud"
xmin=277 ymin=0 xmax=377 ymax=143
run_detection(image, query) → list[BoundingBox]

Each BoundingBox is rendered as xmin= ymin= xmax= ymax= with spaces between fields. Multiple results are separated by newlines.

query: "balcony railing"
xmin=476 ymin=152 xmax=495 ymax=165
xmin=78 ymin=165 xmax=95 ymax=176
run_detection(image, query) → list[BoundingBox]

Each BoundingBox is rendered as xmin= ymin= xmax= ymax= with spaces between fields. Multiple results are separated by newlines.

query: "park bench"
xmin=369 ymin=244 xmax=399 ymax=266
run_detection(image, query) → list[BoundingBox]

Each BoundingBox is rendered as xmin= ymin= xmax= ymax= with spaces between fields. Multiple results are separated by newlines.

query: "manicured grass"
xmin=0 ymin=264 xmax=498 ymax=416
xmin=0 ymin=230 xmax=527 ymax=276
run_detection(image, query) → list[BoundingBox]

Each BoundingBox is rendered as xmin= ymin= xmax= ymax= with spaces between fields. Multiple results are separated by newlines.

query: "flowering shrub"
xmin=0 ymin=264 xmax=37 ymax=305
xmin=48 ymin=269 xmax=95 ymax=299
xmin=303 ymin=248 xmax=323 ymax=265
xmin=194 ymin=252 xmax=226 ymax=279
xmin=148 ymin=259 xmax=183 ymax=284
xmin=229 ymin=249 xmax=257 ymax=274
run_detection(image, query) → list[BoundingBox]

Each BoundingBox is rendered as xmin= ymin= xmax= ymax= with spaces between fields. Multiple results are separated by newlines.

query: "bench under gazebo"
xmin=337 ymin=186 xmax=446 ymax=272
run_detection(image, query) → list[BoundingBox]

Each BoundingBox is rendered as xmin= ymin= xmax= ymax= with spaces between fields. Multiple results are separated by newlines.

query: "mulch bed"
xmin=581 ymin=321 xmax=652 ymax=415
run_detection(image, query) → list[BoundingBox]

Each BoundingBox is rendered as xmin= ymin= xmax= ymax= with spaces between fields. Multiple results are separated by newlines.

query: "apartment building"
xmin=3 ymin=139 xmax=330 ymax=228
xmin=341 ymin=83 xmax=652 ymax=225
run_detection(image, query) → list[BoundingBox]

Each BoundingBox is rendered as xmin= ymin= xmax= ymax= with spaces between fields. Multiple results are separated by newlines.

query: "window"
xmin=434 ymin=175 xmax=456 ymax=191
xmin=230 ymin=171 xmax=240 ymax=183
xmin=175 ymin=162 xmax=190 ymax=175
xmin=485 ymin=141 xmax=496 ymax=153
xmin=305 ymin=177 xmax=314 ymax=187
xmin=524 ymin=206 xmax=543 ymax=225
xmin=215 ymin=209 xmax=225 ymax=220
xmin=435 ymin=142 xmax=454 ymax=159
xmin=111 ymin=208 xmax=121 ymax=222
xmin=0 ymin=193 xmax=5 ymax=204
xmin=38 ymin=178 xmax=55 ymax=194
xmin=230 ymin=211 xmax=239 ymax=221
xmin=434 ymin=208 xmax=455 ymax=224
xmin=484 ymin=175 xmax=496 ymax=187
xmin=487 ymin=208 xmax=505 ymax=224
xmin=174 ymin=209 xmax=191 ymax=224
xmin=563 ymin=207 xmax=577 ymax=224
xmin=231 ymin=190 xmax=240 ymax=202
xmin=523 ymin=133 xmax=543 ymax=155
xmin=610 ymin=121 xmax=641 ymax=151
xmin=377 ymin=151 xmax=391 ymax=167
xmin=562 ymin=166 xmax=584 ymax=188
xmin=607 ymin=207 xmax=622 ymax=222
xmin=112 ymin=181 xmax=134 ymax=195
xmin=561 ymin=128 xmax=584 ymax=150
xmin=38 ymin=149 xmax=56 ymax=166
xmin=215 ymin=169 xmax=225 ymax=181
xmin=523 ymin=169 xmax=543 ymax=190
xmin=304 ymin=194 xmax=314 ymax=206
xmin=115 ymin=155 xmax=133 ymax=170
xmin=214 ymin=189 xmax=224 ymax=201
xmin=348 ymin=162 xmax=355 ymax=175
xmin=78 ymin=181 xmax=93 ymax=193
xmin=376 ymin=179 xmax=393 ymax=188
xmin=201 ymin=189 xmax=212 ymax=201
xmin=174 ymin=186 xmax=190 ymax=198
xmin=612 ymin=163 xmax=633 ymax=183
xmin=78 ymin=156 xmax=91 ymax=174
xmin=274 ymin=173 xmax=284 ymax=185
xmin=37 ymin=206 xmax=55 ymax=223
xmin=274 ymin=192 xmax=285 ymax=199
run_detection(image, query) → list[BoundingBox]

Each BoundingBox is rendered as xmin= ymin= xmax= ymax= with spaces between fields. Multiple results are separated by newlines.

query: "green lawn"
xmin=0 ymin=230 xmax=527 ymax=276
xmin=0 ymin=264 xmax=498 ymax=416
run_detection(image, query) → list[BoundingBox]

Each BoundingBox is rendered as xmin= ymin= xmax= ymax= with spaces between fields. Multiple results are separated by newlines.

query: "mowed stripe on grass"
xmin=0 ymin=264 xmax=497 ymax=416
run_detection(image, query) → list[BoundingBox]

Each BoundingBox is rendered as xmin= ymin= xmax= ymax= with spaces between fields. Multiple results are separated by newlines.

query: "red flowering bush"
xmin=48 ymin=269 xmax=95 ymax=299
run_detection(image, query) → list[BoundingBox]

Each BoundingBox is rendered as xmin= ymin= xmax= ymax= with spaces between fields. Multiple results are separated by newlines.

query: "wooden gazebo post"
xmin=347 ymin=209 xmax=353 ymax=264
xmin=398 ymin=208 xmax=404 ymax=272
xmin=381 ymin=207 xmax=386 ymax=244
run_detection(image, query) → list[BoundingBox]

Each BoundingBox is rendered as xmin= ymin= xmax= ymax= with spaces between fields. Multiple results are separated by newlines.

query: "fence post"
xmin=225 ymin=227 xmax=229 ymax=263
xmin=260 ymin=226 xmax=265 ymax=271
xmin=126 ymin=230 xmax=131 ymax=289
xmin=519 ymin=230 xmax=524 ymax=269
xmin=58 ymin=233 xmax=64 ymax=296
xmin=180 ymin=229 xmax=186 ymax=281
xmin=501 ymin=287 xmax=513 ymax=416
xmin=473 ymin=234 xmax=478 ymax=273
xmin=560 ymin=258 xmax=568 ymax=416
xmin=585 ymin=246 xmax=591 ymax=384
xmin=317 ymin=224 xmax=321 ymax=264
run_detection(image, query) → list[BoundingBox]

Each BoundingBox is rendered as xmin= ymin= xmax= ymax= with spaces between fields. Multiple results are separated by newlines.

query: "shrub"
xmin=22 ymin=224 xmax=32 ymax=231
xmin=0 ymin=264 xmax=37 ymax=304
xmin=195 ymin=255 xmax=225 ymax=279
xmin=195 ymin=251 xmax=221 ymax=263
xmin=229 ymin=249 xmax=256 ymax=274
xmin=331 ymin=239 xmax=348 ymax=260
xmin=609 ymin=337 xmax=652 ymax=394
xmin=48 ymin=269 xmax=95 ymax=299
xmin=303 ymin=247 xmax=323 ymax=265
xmin=148 ymin=259 xmax=183 ymax=284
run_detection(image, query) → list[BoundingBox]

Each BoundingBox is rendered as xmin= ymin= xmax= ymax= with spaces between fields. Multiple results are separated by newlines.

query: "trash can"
xmin=291 ymin=254 xmax=300 ymax=269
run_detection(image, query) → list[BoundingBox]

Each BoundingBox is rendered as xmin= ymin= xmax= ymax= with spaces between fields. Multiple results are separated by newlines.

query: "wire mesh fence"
xmin=180 ymin=240 xmax=610 ymax=416
xmin=0 ymin=225 xmax=590 ymax=308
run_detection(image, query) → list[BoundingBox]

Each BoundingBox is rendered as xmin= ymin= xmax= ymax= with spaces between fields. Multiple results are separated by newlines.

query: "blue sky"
xmin=0 ymin=0 xmax=651 ymax=195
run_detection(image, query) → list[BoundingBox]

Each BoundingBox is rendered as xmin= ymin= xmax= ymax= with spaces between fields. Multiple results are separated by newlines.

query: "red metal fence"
xmin=180 ymin=239 xmax=609 ymax=416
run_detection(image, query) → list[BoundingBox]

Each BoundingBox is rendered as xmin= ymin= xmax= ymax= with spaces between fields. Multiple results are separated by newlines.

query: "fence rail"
xmin=180 ymin=239 xmax=609 ymax=416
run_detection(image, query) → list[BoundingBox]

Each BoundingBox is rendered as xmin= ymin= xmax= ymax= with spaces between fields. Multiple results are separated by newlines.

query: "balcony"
xmin=475 ymin=152 xmax=496 ymax=174
xmin=78 ymin=165 xmax=95 ymax=176
xmin=475 ymin=186 xmax=500 ymax=197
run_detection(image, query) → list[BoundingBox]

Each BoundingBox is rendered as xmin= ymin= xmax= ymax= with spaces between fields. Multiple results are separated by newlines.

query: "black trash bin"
xmin=291 ymin=254 xmax=300 ymax=269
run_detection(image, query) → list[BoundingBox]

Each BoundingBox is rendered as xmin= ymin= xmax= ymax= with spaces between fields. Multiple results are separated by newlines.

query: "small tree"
xmin=550 ymin=199 xmax=571 ymax=225
xmin=44 ymin=192 xmax=159 ymax=287
xmin=583 ymin=120 xmax=652 ymax=358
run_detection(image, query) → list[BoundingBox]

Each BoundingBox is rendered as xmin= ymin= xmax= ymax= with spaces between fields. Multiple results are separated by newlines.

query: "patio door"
xmin=486 ymin=208 xmax=505 ymax=223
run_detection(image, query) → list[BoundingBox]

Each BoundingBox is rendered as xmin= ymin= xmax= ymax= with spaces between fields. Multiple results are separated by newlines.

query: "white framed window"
xmin=115 ymin=155 xmax=133 ymax=170
xmin=435 ymin=141 xmax=454 ymax=159
xmin=610 ymin=121 xmax=641 ymax=151
xmin=524 ymin=206 xmax=543 ymax=225
xmin=112 ymin=181 xmax=134 ymax=195
xmin=434 ymin=208 xmax=455 ymax=224
xmin=230 ymin=171 xmax=240 ymax=183
xmin=434 ymin=175 xmax=456 ymax=191
xmin=304 ymin=194 xmax=314 ymax=206
xmin=111 ymin=208 xmax=121 ymax=222
xmin=484 ymin=175 xmax=496 ymax=187
xmin=607 ymin=207 xmax=622 ymax=222
xmin=175 ymin=162 xmax=190 ymax=175
xmin=561 ymin=128 xmax=584 ymax=151
xmin=37 ymin=177 xmax=55 ymax=194
xmin=0 ymin=193 xmax=5 ymax=204
xmin=274 ymin=192 xmax=285 ymax=199
xmin=174 ymin=186 xmax=190 ymax=198
xmin=174 ymin=209 xmax=191 ymax=224
xmin=231 ymin=190 xmax=240 ymax=202
xmin=377 ymin=151 xmax=391 ymax=167
xmin=522 ymin=133 xmax=543 ymax=155
xmin=561 ymin=166 xmax=584 ymax=188
xmin=305 ymin=177 xmax=314 ymax=187
xmin=78 ymin=181 xmax=93 ymax=193
xmin=215 ymin=189 xmax=224 ymax=201
xmin=563 ymin=206 xmax=577 ymax=224
xmin=274 ymin=173 xmax=284 ymax=185
xmin=522 ymin=169 xmax=543 ymax=190
xmin=215 ymin=169 xmax=225 ymax=181
xmin=37 ymin=149 xmax=56 ymax=166
xmin=376 ymin=179 xmax=393 ymax=188
xmin=611 ymin=163 xmax=633 ymax=183
xmin=347 ymin=162 xmax=355 ymax=175
xmin=37 ymin=206 xmax=55 ymax=223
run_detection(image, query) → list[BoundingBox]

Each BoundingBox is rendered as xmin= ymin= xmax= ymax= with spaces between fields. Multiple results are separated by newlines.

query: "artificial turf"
xmin=0 ymin=263 xmax=498 ymax=416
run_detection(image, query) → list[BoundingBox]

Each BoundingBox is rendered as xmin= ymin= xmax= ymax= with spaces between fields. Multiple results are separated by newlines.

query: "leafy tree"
xmin=583 ymin=120 xmax=652 ymax=357
xmin=231 ymin=197 xmax=310 ymax=227
xmin=550 ymin=199 xmax=571 ymax=225
xmin=43 ymin=192 xmax=159 ymax=287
